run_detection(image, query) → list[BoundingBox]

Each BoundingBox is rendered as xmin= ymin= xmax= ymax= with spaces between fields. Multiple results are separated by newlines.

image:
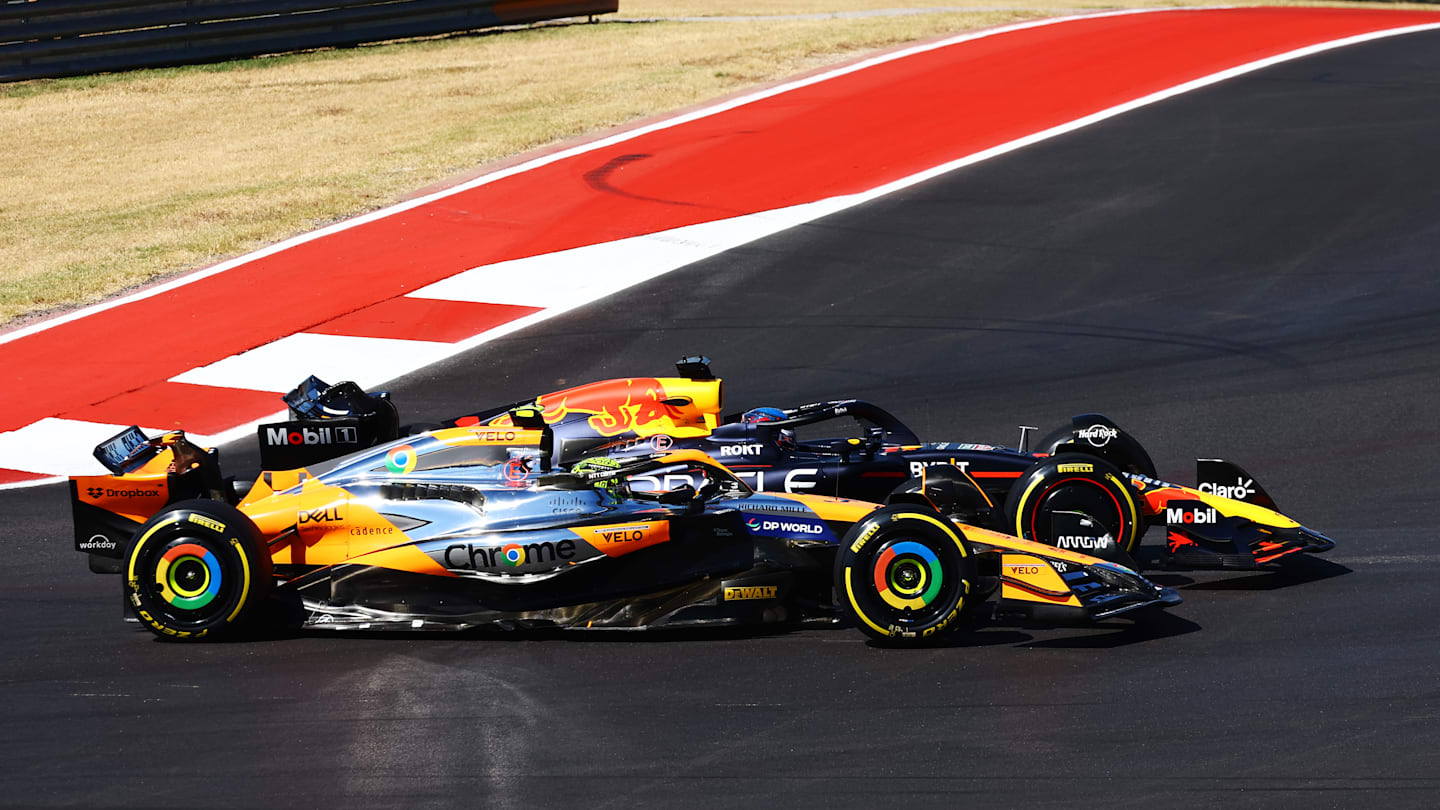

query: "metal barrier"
xmin=0 ymin=0 xmax=618 ymax=81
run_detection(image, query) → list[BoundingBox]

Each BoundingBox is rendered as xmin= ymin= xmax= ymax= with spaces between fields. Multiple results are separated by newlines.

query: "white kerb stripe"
xmin=8 ymin=18 xmax=1440 ymax=486
xmin=170 ymin=333 xmax=455 ymax=393
xmin=409 ymin=196 xmax=858 ymax=307
xmin=0 ymin=419 xmax=220 ymax=477
xmin=0 ymin=7 xmax=1174 ymax=349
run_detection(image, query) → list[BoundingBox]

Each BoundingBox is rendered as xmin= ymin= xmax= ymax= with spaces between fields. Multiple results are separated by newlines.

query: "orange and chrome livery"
xmin=69 ymin=381 xmax=1179 ymax=643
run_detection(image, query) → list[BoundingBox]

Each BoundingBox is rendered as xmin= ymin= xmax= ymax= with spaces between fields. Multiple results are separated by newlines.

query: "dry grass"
xmin=620 ymin=0 xmax=1439 ymax=14
xmin=0 ymin=0 xmax=1430 ymax=326
xmin=623 ymin=0 xmax=1144 ymax=14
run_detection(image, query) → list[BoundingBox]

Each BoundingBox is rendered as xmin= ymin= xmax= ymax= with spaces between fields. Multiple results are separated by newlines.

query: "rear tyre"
xmin=834 ymin=506 xmax=977 ymax=645
xmin=1005 ymin=453 xmax=1143 ymax=553
xmin=123 ymin=500 xmax=272 ymax=641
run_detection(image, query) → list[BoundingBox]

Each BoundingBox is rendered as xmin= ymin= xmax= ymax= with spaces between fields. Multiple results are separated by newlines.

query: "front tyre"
xmin=1006 ymin=453 xmax=1143 ymax=553
xmin=123 ymin=500 xmax=273 ymax=641
xmin=834 ymin=506 xmax=977 ymax=645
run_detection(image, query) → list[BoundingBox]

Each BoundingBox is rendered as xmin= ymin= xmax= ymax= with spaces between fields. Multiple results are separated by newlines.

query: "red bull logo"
xmin=492 ymin=378 xmax=706 ymax=438
xmin=1167 ymin=530 xmax=1198 ymax=550
xmin=556 ymin=378 xmax=676 ymax=437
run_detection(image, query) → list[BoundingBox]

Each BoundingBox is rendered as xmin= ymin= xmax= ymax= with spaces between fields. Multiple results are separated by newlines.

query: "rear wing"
xmin=265 ymin=358 xmax=723 ymax=470
xmin=72 ymin=427 xmax=225 ymax=573
xmin=258 ymin=375 xmax=399 ymax=470
xmin=93 ymin=424 xmax=162 ymax=474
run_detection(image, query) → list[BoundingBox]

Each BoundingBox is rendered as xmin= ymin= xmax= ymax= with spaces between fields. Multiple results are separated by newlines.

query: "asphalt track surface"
xmin=6 ymin=29 xmax=1440 ymax=810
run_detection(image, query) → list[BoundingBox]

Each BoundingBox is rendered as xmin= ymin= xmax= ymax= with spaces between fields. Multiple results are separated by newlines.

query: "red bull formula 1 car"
xmin=439 ymin=358 xmax=1335 ymax=572
xmin=70 ymin=403 xmax=1179 ymax=645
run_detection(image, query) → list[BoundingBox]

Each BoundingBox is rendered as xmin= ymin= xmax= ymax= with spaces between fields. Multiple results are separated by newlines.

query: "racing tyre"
xmin=1005 ymin=453 xmax=1143 ymax=553
xmin=834 ymin=506 xmax=977 ymax=645
xmin=123 ymin=500 xmax=273 ymax=641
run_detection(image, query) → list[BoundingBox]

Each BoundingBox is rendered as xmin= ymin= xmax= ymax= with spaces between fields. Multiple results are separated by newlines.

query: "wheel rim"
xmin=1029 ymin=477 xmax=1126 ymax=544
xmin=157 ymin=542 xmax=223 ymax=610
xmin=841 ymin=512 xmax=974 ymax=641
xmin=133 ymin=534 xmax=239 ymax=628
xmin=873 ymin=540 xmax=945 ymax=611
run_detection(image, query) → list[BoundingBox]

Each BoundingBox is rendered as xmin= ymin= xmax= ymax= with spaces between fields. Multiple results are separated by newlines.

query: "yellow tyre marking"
xmin=126 ymin=516 xmax=182 ymax=582
xmin=849 ymin=521 xmax=881 ymax=553
xmin=224 ymin=536 xmax=252 ymax=623
xmin=890 ymin=511 xmax=968 ymax=557
xmin=1015 ymin=472 xmax=1141 ymax=552
xmin=1013 ymin=477 xmax=1048 ymax=538
xmin=188 ymin=514 xmax=226 ymax=533
xmin=844 ymin=567 xmax=892 ymax=637
xmin=1104 ymin=472 xmax=1141 ymax=552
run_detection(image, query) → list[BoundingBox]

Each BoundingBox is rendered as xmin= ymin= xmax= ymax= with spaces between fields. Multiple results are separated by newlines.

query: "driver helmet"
xmin=742 ymin=407 xmax=795 ymax=451
xmin=742 ymin=407 xmax=786 ymax=424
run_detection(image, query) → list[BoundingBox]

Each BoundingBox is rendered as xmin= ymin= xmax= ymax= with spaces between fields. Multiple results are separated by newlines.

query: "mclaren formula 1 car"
xmin=430 ymin=358 xmax=1335 ymax=571
xmin=70 ymin=407 xmax=1178 ymax=644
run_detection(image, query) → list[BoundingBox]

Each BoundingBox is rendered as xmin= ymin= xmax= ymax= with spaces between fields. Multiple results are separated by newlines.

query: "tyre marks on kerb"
xmin=584 ymin=153 xmax=704 ymax=208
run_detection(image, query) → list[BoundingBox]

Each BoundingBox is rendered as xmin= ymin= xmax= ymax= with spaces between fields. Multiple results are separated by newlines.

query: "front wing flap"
xmin=962 ymin=525 xmax=1180 ymax=622
xmin=1162 ymin=499 xmax=1335 ymax=569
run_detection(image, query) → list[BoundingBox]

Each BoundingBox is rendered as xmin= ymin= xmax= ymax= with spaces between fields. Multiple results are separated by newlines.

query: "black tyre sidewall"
xmin=835 ymin=506 xmax=975 ymax=644
xmin=1005 ymin=453 xmax=1143 ymax=553
xmin=123 ymin=500 xmax=272 ymax=641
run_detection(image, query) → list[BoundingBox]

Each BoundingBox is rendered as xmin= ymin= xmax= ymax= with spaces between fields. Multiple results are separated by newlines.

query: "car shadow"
xmin=194 ymin=584 xmax=1209 ymax=647
xmin=866 ymin=608 xmax=1199 ymax=650
xmin=1132 ymin=547 xmax=1352 ymax=591
xmin=1010 ymin=609 xmax=1202 ymax=649
xmin=264 ymin=620 xmax=815 ymax=644
xmin=1181 ymin=555 xmax=1352 ymax=591
xmin=1141 ymin=572 xmax=1197 ymax=587
xmin=870 ymin=626 xmax=1035 ymax=649
xmin=205 ymin=613 xmax=1199 ymax=648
